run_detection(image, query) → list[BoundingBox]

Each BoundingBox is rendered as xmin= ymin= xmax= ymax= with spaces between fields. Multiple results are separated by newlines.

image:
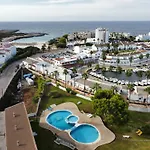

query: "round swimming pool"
xmin=46 ymin=110 xmax=75 ymax=130
xmin=70 ymin=124 xmax=100 ymax=144
xmin=66 ymin=115 xmax=79 ymax=124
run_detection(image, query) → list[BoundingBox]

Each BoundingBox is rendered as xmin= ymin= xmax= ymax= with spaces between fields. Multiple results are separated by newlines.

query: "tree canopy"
xmin=93 ymin=89 xmax=129 ymax=125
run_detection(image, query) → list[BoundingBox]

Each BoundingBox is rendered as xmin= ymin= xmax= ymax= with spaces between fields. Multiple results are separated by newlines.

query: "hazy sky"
xmin=0 ymin=0 xmax=149 ymax=21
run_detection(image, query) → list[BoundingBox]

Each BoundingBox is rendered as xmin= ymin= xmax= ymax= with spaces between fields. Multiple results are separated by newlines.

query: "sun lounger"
xmin=87 ymin=114 xmax=93 ymax=118
xmin=123 ymin=135 xmax=130 ymax=138
xmin=50 ymin=104 xmax=56 ymax=108
xmin=77 ymin=101 xmax=82 ymax=105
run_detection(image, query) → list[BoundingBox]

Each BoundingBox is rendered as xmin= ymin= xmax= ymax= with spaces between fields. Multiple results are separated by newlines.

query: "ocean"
xmin=0 ymin=21 xmax=150 ymax=43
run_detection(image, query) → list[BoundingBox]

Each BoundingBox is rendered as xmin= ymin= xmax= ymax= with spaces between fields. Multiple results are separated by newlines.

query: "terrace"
xmin=40 ymin=102 xmax=115 ymax=150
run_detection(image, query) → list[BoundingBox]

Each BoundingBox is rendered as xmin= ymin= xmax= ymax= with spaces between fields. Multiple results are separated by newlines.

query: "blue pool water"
xmin=67 ymin=115 xmax=78 ymax=123
xmin=46 ymin=110 xmax=75 ymax=130
xmin=70 ymin=124 xmax=99 ymax=144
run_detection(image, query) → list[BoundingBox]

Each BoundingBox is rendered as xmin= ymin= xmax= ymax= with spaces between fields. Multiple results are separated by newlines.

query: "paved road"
xmin=0 ymin=49 xmax=67 ymax=100
xmin=0 ymin=60 xmax=22 ymax=99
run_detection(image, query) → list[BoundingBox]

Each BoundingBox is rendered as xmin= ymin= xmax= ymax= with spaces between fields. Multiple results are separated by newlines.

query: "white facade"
xmin=0 ymin=42 xmax=17 ymax=67
xmin=23 ymin=58 xmax=72 ymax=82
xmin=99 ymin=50 xmax=150 ymax=66
xmin=95 ymin=28 xmax=109 ymax=44
xmin=136 ymin=32 xmax=150 ymax=41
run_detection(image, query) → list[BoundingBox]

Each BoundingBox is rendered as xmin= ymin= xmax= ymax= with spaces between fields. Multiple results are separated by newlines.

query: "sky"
xmin=0 ymin=0 xmax=149 ymax=21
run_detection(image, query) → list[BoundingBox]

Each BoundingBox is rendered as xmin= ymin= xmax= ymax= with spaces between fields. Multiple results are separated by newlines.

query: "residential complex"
xmin=0 ymin=42 xmax=16 ymax=67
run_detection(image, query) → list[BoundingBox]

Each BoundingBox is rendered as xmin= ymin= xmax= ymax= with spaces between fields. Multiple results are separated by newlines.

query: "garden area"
xmin=30 ymin=83 xmax=150 ymax=150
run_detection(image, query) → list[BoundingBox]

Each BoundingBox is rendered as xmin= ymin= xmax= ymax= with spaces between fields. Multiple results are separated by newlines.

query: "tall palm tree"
xmin=111 ymin=85 xmax=117 ymax=94
xmin=144 ymin=87 xmax=150 ymax=103
xmin=95 ymin=64 xmax=100 ymax=71
xmin=129 ymin=56 xmax=133 ymax=66
xmin=72 ymin=67 xmax=77 ymax=87
xmin=116 ymin=58 xmax=120 ymax=66
xmin=63 ymin=69 xmax=69 ymax=88
xmin=136 ymin=71 xmax=143 ymax=81
xmin=139 ymin=54 xmax=143 ymax=64
xmin=82 ymin=72 xmax=88 ymax=95
xmin=146 ymin=53 xmax=149 ymax=62
xmin=53 ymin=70 xmax=59 ymax=83
xmin=127 ymin=84 xmax=134 ymax=101
xmin=102 ymin=51 xmax=106 ymax=66
xmin=145 ymin=70 xmax=150 ymax=82
xmin=93 ymin=83 xmax=101 ymax=93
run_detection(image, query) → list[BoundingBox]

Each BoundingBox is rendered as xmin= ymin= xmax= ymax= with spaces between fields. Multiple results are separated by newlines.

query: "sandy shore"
xmin=11 ymin=42 xmax=47 ymax=49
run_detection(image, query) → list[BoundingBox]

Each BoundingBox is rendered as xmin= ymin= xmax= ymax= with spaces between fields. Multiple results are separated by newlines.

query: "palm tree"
xmin=144 ymin=87 xmax=150 ymax=103
xmin=139 ymin=54 xmax=143 ymax=64
xmin=90 ymin=51 xmax=93 ymax=57
xmin=95 ymin=64 xmax=100 ymax=71
xmin=82 ymin=72 xmax=88 ymax=95
xmin=145 ymin=70 xmax=150 ymax=82
xmin=127 ymin=84 xmax=134 ymax=101
xmin=111 ymin=85 xmax=117 ymax=94
xmin=136 ymin=71 xmax=143 ymax=81
xmin=108 ymin=65 xmax=113 ymax=72
xmin=63 ymin=69 xmax=69 ymax=88
xmin=87 ymin=62 xmax=92 ymax=68
xmin=116 ymin=58 xmax=120 ymax=66
xmin=72 ymin=67 xmax=77 ymax=87
xmin=146 ymin=53 xmax=149 ymax=62
xmin=41 ymin=43 xmax=46 ymax=52
xmin=129 ymin=56 xmax=133 ymax=66
xmin=53 ymin=70 xmax=59 ymax=83
xmin=92 ymin=83 xmax=101 ymax=93
xmin=102 ymin=51 xmax=106 ymax=65
xmin=126 ymin=69 xmax=133 ymax=77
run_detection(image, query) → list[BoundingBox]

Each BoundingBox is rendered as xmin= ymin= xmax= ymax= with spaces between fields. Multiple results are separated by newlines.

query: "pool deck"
xmin=40 ymin=102 xmax=115 ymax=150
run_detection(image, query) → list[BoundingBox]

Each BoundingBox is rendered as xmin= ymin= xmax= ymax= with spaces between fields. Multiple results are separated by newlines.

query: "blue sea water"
xmin=0 ymin=21 xmax=150 ymax=43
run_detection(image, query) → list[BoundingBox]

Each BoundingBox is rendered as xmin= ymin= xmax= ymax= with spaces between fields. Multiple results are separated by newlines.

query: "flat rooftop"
xmin=0 ymin=112 xmax=6 ymax=150
xmin=5 ymin=102 xmax=37 ymax=150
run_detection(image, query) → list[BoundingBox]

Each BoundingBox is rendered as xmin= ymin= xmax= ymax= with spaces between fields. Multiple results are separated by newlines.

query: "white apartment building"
xmin=136 ymin=32 xmax=150 ymax=41
xmin=99 ymin=50 xmax=150 ymax=66
xmin=23 ymin=57 xmax=72 ymax=82
xmin=95 ymin=28 xmax=109 ymax=44
xmin=0 ymin=43 xmax=16 ymax=66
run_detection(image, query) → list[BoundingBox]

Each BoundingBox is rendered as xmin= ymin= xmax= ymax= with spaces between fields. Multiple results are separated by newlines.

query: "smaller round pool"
xmin=66 ymin=115 xmax=79 ymax=124
xmin=70 ymin=124 xmax=100 ymax=144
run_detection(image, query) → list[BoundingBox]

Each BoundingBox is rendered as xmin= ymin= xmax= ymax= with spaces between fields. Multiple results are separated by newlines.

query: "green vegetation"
xmin=82 ymin=72 xmax=88 ymax=95
xmin=30 ymin=84 xmax=150 ymax=150
xmin=93 ymin=89 xmax=129 ymax=125
xmin=116 ymin=66 xmax=122 ymax=74
xmin=108 ymin=65 xmax=113 ymax=72
xmin=39 ymin=85 xmax=93 ymax=114
xmin=33 ymin=77 xmax=45 ymax=104
xmin=48 ymin=35 xmax=68 ymax=48
xmin=101 ymin=66 xmax=106 ymax=74
xmin=95 ymin=64 xmax=100 ymax=71
xmin=126 ymin=69 xmax=133 ymax=77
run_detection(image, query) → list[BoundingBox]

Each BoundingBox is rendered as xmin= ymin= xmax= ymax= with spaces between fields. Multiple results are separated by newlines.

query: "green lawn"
xmin=39 ymin=85 xmax=93 ymax=114
xmin=31 ymin=85 xmax=150 ymax=150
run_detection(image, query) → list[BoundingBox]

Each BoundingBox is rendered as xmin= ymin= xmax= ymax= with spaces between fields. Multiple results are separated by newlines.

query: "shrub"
xmin=66 ymin=88 xmax=72 ymax=93
xmin=141 ymin=124 xmax=150 ymax=135
xmin=71 ymin=90 xmax=77 ymax=95
xmin=33 ymin=96 xmax=39 ymax=104
xmin=50 ymin=91 xmax=62 ymax=98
